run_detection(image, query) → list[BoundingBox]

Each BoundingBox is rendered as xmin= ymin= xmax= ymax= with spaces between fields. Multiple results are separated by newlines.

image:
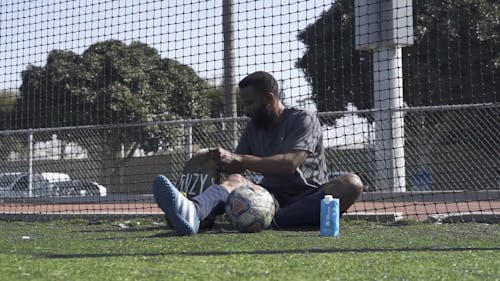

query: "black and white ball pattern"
xmin=225 ymin=185 xmax=275 ymax=233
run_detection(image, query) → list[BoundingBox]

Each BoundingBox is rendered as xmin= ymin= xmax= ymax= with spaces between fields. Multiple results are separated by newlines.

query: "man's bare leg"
xmin=218 ymin=174 xmax=256 ymax=193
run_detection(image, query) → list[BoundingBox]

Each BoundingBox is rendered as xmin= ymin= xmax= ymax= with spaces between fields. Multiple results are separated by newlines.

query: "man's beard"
xmin=249 ymin=105 xmax=279 ymax=130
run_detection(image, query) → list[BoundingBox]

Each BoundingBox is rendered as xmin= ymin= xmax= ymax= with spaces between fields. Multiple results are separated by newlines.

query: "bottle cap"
xmin=324 ymin=195 xmax=333 ymax=202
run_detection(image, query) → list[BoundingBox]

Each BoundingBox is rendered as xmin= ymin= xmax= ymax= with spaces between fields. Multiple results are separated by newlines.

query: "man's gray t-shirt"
xmin=235 ymin=108 xmax=328 ymax=205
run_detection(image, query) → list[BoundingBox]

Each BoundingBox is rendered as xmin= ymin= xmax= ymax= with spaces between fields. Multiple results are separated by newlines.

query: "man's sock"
xmin=191 ymin=184 xmax=230 ymax=221
xmin=273 ymin=189 xmax=325 ymax=228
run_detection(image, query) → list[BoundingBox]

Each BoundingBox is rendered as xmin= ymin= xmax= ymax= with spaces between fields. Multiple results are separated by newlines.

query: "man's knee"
xmin=224 ymin=174 xmax=246 ymax=184
xmin=343 ymin=173 xmax=364 ymax=196
xmin=220 ymin=174 xmax=248 ymax=192
xmin=332 ymin=173 xmax=363 ymax=198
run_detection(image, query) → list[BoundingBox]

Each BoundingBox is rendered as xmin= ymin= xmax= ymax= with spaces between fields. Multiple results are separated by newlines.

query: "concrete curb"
xmin=343 ymin=212 xmax=404 ymax=223
xmin=427 ymin=212 xmax=500 ymax=224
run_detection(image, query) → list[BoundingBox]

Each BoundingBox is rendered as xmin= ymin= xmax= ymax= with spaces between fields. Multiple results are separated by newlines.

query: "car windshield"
xmin=0 ymin=174 xmax=19 ymax=187
xmin=53 ymin=181 xmax=73 ymax=187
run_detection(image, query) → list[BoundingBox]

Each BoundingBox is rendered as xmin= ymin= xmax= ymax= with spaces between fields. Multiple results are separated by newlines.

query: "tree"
xmin=0 ymin=90 xmax=22 ymax=160
xmin=16 ymin=40 xmax=218 ymax=156
xmin=15 ymin=40 xmax=222 ymax=189
xmin=297 ymin=1 xmax=499 ymax=189
xmin=205 ymin=83 xmax=225 ymax=119
xmin=192 ymin=82 xmax=242 ymax=150
xmin=296 ymin=0 xmax=499 ymax=113
xmin=0 ymin=90 xmax=17 ymax=129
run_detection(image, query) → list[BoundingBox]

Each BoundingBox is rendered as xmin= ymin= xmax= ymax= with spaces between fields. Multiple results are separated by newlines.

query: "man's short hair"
xmin=238 ymin=71 xmax=279 ymax=98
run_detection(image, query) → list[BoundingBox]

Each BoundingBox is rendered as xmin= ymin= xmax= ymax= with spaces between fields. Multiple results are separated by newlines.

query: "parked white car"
xmin=53 ymin=180 xmax=107 ymax=196
xmin=0 ymin=172 xmax=106 ymax=197
xmin=40 ymin=172 xmax=71 ymax=185
xmin=0 ymin=172 xmax=63 ymax=198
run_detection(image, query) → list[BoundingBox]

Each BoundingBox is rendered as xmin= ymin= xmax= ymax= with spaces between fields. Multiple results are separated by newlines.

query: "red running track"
xmin=1 ymin=201 xmax=498 ymax=221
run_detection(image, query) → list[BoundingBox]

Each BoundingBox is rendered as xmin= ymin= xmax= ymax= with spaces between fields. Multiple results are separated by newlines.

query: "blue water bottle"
xmin=320 ymin=195 xmax=340 ymax=237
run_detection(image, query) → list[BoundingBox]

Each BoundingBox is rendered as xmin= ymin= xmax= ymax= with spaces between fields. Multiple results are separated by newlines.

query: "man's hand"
xmin=208 ymin=148 xmax=246 ymax=174
xmin=208 ymin=147 xmax=239 ymax=165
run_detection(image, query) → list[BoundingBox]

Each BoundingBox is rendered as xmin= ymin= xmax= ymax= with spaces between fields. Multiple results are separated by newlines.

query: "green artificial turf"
xmin=0 ymin=219 xmax=498 ymax=281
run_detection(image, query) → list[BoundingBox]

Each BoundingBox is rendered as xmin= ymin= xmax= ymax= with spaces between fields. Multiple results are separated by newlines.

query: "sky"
xmin=0 ymin=0 xmax=336 ymax=110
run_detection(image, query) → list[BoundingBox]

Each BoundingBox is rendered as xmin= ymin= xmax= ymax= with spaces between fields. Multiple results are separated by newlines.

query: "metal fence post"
xmin=28 ymin=130 xmax=33 ymax=197
xmin=354 ymin=0 xmax=414 ymax=191
xmin=373 ymin=48 xmax=406 ymax=191
xmin=185 ymin=122 xmax=193 ymax=160
xmin=223 ymin=0 xmax=238 ymax=150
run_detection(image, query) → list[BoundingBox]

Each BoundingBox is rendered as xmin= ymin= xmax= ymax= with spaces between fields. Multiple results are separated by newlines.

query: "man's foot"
xmin=153 ymin=175 xmax=200 ymax=235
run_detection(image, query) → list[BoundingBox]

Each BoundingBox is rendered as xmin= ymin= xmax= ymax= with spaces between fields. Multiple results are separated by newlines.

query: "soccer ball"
xmin=225 ymin=185 xmax=275 ymax=233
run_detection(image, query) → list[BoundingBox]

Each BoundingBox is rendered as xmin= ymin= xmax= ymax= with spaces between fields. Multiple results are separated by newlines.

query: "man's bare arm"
xmin=211 ymin=148 xmax=308 ymax=175
xmin=236 ymin=150 xmax=308 ymax=174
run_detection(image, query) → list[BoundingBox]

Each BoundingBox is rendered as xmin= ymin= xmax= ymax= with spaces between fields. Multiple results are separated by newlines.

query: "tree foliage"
xmin=0 ymin=90 xmax=21 ymax=160
xmin=15 ymin=40 xmax=222 ymax=155
xmin=0 ymin=90 xmax=17 ymax=130
xmin=296 ymin=0 xmax=499 ymax=113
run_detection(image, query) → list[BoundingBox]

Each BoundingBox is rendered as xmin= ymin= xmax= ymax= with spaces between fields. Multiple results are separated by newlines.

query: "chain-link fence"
xmin=0 ymin=118 xmax=248 ymax=196
xmin=321 ymin=104 xmax=500 ymax=192
xmin=0 ymin=0 xmax=498 ymax=220
xmin=1 ymin=104 xmax=498 ymax=220
xmin=1 ymin=104 xmax=498 ymax=194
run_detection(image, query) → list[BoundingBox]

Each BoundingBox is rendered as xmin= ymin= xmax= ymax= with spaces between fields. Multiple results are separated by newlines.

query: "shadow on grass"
xmin=75 ymin=222 xmax=235 ymax=234
xmin=91 ymin=231 xmax=181 ymax=240
xmin=77 ymin=226 xmax=167 ymax=233
xmin=39 ymin=246 xmax=500 ymax=259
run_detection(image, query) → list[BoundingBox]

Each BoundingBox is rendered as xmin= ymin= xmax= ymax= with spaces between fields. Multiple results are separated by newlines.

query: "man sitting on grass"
xmin=153 ymin=71 xmax=363 ymax=235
